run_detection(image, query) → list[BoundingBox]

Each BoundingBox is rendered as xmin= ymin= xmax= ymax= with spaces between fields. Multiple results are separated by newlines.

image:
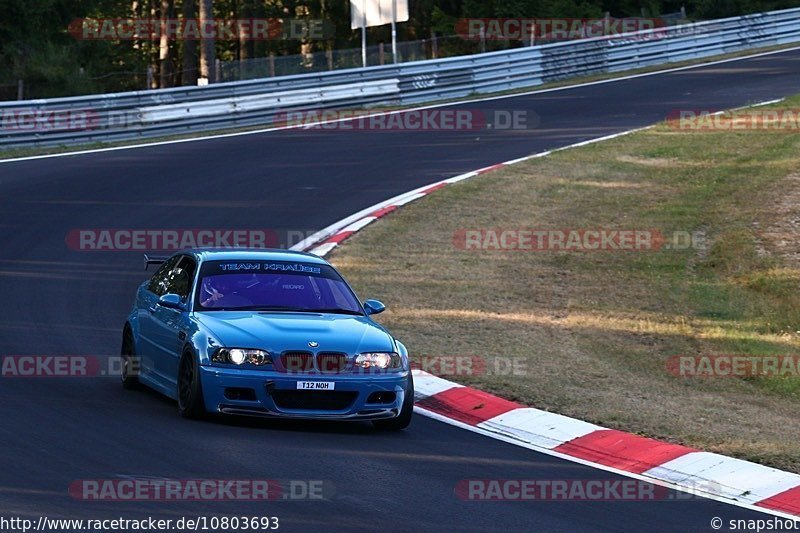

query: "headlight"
xmin=354 ymin=352 xmax=401 ymax=369
xmin=212 ymin=348 xmax=272 ymax=366
xmin=229 ymin=349 xmax=247 ymax=365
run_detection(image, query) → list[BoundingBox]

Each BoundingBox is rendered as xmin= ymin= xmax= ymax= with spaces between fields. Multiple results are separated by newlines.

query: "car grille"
xmin=270 ymin=390 xmax=358 ymax=411
xmin=280 ymin=351 xmax=314 ymax=373
xmin=316 ymin=352 xmax=348 ymax=374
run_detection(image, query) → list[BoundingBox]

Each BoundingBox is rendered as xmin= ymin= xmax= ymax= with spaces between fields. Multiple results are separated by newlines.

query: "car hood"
xmin=194 ymin=311 xmax=395 ymax=354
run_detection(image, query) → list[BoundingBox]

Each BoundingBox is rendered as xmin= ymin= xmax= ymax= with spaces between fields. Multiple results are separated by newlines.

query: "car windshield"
xmin=195 ymin=260 xmax=363 ymax=314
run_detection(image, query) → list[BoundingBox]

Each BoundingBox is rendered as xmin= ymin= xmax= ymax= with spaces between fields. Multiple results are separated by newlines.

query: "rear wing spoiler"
xmin=143 ymin=254 xmax=169 ymax=270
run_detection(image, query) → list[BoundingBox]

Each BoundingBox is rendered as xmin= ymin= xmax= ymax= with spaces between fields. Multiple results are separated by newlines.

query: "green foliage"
xmin=0 ymin=0 xmax=790 ymax=98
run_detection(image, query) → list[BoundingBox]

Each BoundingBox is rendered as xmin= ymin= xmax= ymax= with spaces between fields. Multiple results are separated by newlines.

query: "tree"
xmin=199 ymin=0 xmax=215 ymax=82
xmin=159 ymin=0 xmax=176 ymax=87
xmin=182 ymin=0 xmax=198 ymax=85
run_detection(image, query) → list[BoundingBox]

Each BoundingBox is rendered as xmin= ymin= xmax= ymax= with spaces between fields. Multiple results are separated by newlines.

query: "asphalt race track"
xmin=1 ymin=49 xmax=799 ymax=532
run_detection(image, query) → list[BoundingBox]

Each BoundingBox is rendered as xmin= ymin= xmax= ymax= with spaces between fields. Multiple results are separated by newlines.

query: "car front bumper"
xmin=199 ymin=366 xmax=410 ymax=420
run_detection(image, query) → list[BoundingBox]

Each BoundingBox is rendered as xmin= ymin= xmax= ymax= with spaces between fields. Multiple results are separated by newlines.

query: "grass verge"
xmin=331 ymin=95 xmax=800 ymax=472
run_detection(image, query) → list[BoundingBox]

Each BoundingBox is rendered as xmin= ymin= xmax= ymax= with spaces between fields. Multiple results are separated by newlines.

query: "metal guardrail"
xmin=2 ymin=8 xmax=799 ymax=149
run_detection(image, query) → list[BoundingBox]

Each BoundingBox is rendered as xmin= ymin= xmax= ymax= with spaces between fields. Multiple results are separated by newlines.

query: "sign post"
xmin=361 ymin=0 xmax=367 ymax=67
xmin=351 ymin=0 xmax=408 ymax=67
xmin=391 ymin=0 xmax=398 ymax=63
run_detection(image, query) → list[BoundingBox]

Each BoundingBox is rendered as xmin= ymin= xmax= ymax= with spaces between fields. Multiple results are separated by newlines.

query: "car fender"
xmin=125 ymin=282 xmax=149 ymax=347
xmin=124 ymin=316 xmax=140 ymax=353
xmin=394 ymin=339 xmax=411 ymax=371
xmin=187 ymin=318 xmax=220 ymax=366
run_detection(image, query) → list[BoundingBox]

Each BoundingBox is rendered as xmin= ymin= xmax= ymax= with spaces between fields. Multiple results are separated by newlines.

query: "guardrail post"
xmin=431 ymin=31 xmax=438 ymax=59
xmin=215 ymin=59 xmax=221 ymax=84
xmin=269 ymin=53 xmax=276 ymax=77
xmin=16 ymin=80 xmax=23 ymax=100
xmin=146 ymin=66 xmax=153 ymax=90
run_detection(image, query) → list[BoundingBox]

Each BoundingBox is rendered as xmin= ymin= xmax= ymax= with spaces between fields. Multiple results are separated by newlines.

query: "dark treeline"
xmin=0 ymin=0 xmax=795 ymax=99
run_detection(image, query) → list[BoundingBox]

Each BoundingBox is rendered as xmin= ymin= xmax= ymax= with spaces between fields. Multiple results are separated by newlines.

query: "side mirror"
xmin=363 ymin=299 xmax=386 ymax=316
xmin=158 ymin=293 xmax=186 ymax=311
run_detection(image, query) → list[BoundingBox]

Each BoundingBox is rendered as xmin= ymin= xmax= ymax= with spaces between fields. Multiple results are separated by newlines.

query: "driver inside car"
xmin=201 ymin=277 xmax=231 ymax=307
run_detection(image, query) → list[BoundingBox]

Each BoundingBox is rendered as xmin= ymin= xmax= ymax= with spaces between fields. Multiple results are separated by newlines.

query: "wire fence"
xmin=217 ymin=12 xmax=690 ymax=83
xmin=2 ymin=12 xmax=692 ymax=98
xmin=217 ymin=34 xmax=516 ymax=82
xmin=0 ymin=34 xmax=525 ymax=99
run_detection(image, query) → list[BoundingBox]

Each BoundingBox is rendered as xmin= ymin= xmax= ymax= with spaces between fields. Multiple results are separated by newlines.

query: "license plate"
xmin=296 ymin=381 xmax=335 ymax=390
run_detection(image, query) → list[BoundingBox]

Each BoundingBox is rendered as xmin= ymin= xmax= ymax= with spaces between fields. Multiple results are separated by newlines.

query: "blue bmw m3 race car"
xmin=120 ymin=249 xmax=413 ymax=430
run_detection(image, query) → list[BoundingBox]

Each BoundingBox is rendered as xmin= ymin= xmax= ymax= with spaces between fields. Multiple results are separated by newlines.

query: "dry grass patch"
xmin=332 ymin=95 xmax=800 ymax=472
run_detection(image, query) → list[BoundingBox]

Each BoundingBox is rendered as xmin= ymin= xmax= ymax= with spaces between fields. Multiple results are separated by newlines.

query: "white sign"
xmin=350 ymin=0 xmax=409 ymax=30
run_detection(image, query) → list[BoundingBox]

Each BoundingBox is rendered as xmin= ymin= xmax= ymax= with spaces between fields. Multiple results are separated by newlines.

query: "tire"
xmin=373 ymin=374 xmax=414 ymax=430
xmin=177 ymin=351 xmax=206 ymax=419
xmin=120 ymin=329 xmax=140 ymax=390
